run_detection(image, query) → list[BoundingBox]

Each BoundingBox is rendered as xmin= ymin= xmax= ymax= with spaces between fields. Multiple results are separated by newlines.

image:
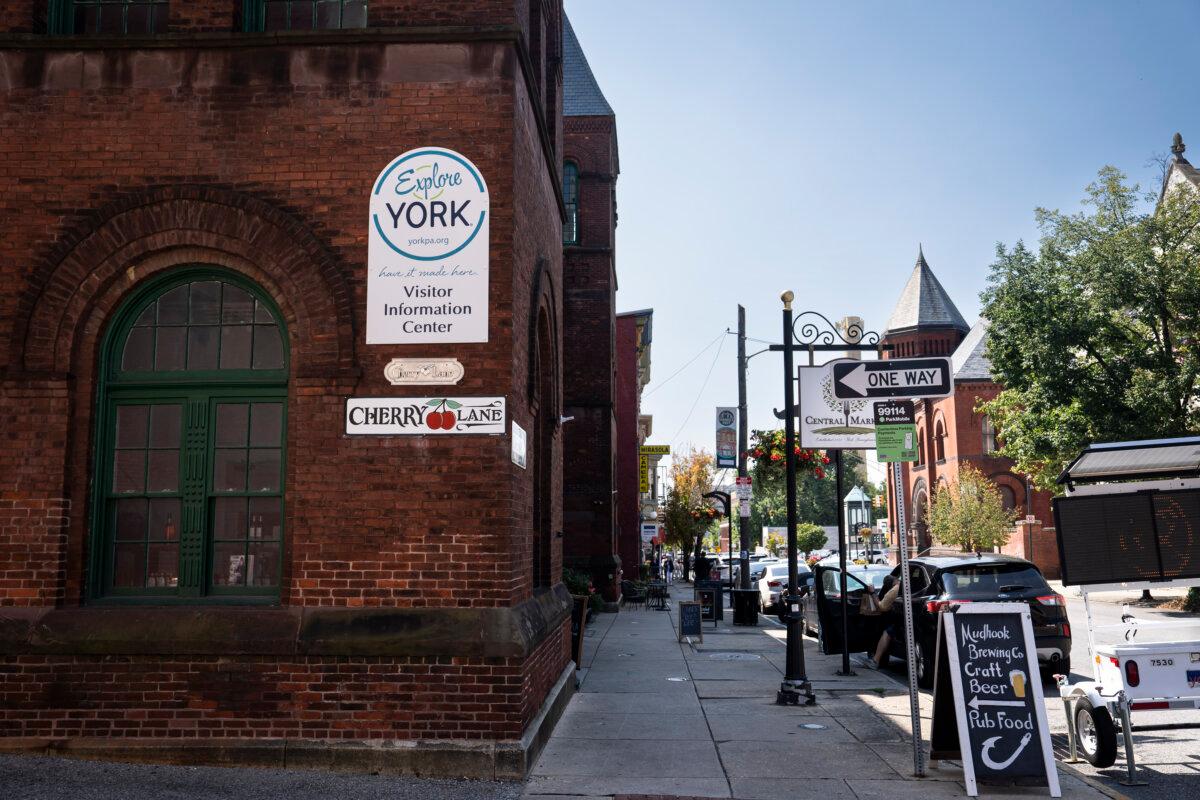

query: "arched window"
xmin=981 ymin=415 xmax=997 ymax=453
xmin=934 ymin=419 xmax=946 ymax=462
xmin=998 ymin=485 xmax=1017 ymax=512
xmin=916 ymin=427 xmax=926 ymax=466
xmin=562 ymin=161 xmax=579 ymax=245
xmin=91 ymin=270 xmax=288 ymax=600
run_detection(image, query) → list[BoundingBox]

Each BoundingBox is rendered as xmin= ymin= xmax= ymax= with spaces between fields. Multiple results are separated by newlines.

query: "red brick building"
xmin=615 ymin=310 xmax=653 ymax=577
xmin=560 ymin=15 xmax=622 ymax=601
xmin=882 ymin=249 xmax=1057 ymax=574
xmin=0 ymin=0 xmax=580 ymax=777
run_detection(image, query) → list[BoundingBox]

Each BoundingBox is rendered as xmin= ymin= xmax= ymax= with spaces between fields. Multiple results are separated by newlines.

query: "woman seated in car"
xmin=866 ymin=579 xmax=902 ymax=669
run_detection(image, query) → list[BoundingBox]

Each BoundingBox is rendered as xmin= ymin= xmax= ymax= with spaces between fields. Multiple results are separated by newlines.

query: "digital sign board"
xmin=1053 ymin=488 xmax=1200 ymax=585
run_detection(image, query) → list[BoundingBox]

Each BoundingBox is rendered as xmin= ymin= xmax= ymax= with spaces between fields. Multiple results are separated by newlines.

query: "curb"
xmin=1056 ymin=761 xmax=1134 ymax=800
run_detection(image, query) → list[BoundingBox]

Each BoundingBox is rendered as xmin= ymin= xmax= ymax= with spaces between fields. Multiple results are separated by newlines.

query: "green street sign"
xmin=874 ymin=400 xmax=918 ymax=463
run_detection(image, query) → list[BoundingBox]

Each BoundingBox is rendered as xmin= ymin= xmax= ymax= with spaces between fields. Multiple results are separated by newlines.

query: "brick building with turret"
xmin=882 ymin=248 xmax=1057 ymax=575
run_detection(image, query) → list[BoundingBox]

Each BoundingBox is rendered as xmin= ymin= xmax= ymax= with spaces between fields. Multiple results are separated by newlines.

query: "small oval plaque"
xmin=384 ymin=358 xmax=465 ymax=386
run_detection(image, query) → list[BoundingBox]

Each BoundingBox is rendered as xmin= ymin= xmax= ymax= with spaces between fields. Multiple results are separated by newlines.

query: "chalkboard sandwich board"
xmin=678 ymin=601 xmax=703 ymax=643
xmin=695 ymin=587 xmax=718 ymax=624
xmin=930 ymin=603 xmax=1061 ymax=797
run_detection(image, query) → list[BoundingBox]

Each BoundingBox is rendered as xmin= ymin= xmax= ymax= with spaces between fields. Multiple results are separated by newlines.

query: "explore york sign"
xmin=345 ymin=397 xmax=505 ymax=435
xmin=367 ymin=147 xmax=490 ymax=344
xmin=832 ymin=357 xmax=952 ymax=400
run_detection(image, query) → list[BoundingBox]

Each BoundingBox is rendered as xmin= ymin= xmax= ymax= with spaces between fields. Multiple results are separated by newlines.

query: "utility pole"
xmin=737 ymin=305 xmax=751 ymax=591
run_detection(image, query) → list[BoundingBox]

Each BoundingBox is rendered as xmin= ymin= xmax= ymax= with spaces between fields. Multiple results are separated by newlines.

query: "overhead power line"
xmin=644 ymin=330 xmax=727 ymax=397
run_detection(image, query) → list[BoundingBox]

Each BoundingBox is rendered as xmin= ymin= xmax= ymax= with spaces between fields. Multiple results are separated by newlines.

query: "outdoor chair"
xmin=620 ymin=580 xmax=646 ymax=610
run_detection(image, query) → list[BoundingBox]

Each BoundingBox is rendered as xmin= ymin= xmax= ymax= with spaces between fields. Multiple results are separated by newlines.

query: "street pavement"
xmin=523 ymin=582 xmax=1111 ymax=800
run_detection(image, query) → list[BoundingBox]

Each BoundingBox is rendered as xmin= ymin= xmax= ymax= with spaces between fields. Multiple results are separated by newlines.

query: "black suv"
xmin=813 ymin=554 xmax=1071 ymax=688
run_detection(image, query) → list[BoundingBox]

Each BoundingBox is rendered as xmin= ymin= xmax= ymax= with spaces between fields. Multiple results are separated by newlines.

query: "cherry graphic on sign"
xmin=424 ymin=399 xmax=462 ymax=431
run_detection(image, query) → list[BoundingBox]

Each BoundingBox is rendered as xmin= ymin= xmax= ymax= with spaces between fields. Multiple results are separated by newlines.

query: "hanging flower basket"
xmin=747 ymin=429 xmax=829 ymax=479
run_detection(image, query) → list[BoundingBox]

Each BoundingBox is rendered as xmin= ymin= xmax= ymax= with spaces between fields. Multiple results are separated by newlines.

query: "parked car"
xmin=756 ymin=562 xmax=812 ymax=612
xmin=748 ymin=556 xmax=781 ymax=583
xmin=813 ymin=554 xmax=1070 ymax=688
xmin=802 ymin=564 xmax=891 ymax=643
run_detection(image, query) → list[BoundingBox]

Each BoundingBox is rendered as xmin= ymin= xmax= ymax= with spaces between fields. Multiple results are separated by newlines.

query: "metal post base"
xmin=836 ymin=669 xmax=857 ymax=677
xmin=776 ymin=679 xmax=816 ymax=706
xmin=1117 ymin=693 xmax=1149 ymax=787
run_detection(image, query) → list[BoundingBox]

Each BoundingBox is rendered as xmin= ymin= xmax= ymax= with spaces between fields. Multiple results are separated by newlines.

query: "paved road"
xmin=1054 ymin=591 xmax=1200 ymax=799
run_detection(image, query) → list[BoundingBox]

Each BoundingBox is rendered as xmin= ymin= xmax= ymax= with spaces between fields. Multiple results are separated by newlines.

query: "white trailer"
xmin=1053 ymin=438 xmax=1200 ymax=785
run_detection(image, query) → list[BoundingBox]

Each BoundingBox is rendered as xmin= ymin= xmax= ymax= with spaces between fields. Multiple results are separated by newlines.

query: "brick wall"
xmin=0 ymin=5 xmax=571 ymax=764
xmin=614 ymin=316 xmax=640 ymax=576
xmin=561 ymin=112 xmax=619 ymax=596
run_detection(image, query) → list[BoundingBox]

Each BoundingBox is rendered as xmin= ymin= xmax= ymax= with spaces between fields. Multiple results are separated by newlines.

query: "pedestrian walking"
xmin=663 ymin=555 xmax=674 ymax=583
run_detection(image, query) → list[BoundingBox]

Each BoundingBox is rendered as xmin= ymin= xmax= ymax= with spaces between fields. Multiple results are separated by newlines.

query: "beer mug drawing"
xmin=1009 ymin=668 xmax=1027 ymax=699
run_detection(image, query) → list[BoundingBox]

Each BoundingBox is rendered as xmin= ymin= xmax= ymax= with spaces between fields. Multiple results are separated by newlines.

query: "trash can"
xmin=732 ymin=589 xmax=759 ymax=626
xmin=696 ymin=580 xmax=724 ymax=621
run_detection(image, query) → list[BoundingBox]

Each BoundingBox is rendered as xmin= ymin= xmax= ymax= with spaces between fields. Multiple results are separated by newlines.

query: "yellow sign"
xmin=639 ymin=444 xmax=671 ymax=455
xmin=639 ymin=455 xmax=650 ymax=492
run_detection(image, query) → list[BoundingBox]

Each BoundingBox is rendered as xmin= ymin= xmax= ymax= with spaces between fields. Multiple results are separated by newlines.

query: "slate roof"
xmin=951 ymin=317 xmax=993 ymax=382
xmin=562 ymin=14 xmax=613 ymax=117
xmin=884 ymin=247 xmax=970 ymax=334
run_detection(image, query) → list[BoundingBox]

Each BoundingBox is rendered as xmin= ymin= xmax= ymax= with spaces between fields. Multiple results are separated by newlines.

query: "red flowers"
xmin=821 ymin=455 xmax=830 ymax=464
xmin=815 ymin=467 xmax=825 ymax=479
xmin=770 ymin=453 xmax=782 ymax=462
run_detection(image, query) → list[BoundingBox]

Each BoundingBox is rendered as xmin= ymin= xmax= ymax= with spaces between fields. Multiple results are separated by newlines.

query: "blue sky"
xmin=564 ymin=0 xmax=1200 ymax=481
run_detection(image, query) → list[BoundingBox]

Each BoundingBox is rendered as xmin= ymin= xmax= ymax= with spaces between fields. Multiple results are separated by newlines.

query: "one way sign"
xmin=832 ymin=357 xmax=953 ymax=400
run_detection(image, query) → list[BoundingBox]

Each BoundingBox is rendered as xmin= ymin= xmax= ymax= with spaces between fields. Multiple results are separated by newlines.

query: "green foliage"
xmin=926 ymin=465 xmax=1018 ymax=551
xmin=981 ymin=166 xmax=1200 ymax=489
xmin=764 ymin=530 xmax=786 ymax=555
xmin=795 ymin=522 xmax=828 ymax=555
xmin=563 ymin=567 xmax=602 ymax=613
xmin=746 ymin=429 xmax=864 ymax=539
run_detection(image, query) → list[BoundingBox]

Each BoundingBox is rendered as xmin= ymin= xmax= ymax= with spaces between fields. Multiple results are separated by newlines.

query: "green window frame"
xmin=89 ymin=268 xmax=289 ymax=604
xmin=48 ymin=0 xmax=168 ymax=34
xmin=562 ymin=161 xmax=579 ymax=245
xmin=242 ymin=0 xmax=367 ymax=32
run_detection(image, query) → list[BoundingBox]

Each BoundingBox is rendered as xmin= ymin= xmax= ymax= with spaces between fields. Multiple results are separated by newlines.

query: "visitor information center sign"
xmin=367 ymin=147 xmax=490 ymax=343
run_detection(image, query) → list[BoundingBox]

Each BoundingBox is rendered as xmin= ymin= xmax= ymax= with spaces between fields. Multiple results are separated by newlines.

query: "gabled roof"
xmin=884 ymin=247 xmax=970 ymax=335
xmin=562 ymin=15 xmax=613 ymax=117
xmin=951 ymin=317 xmax=993 ymax=382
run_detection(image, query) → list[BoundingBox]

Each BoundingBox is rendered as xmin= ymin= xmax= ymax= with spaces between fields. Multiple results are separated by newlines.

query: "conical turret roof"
xmin=563 ymin=15 xmax=613 ymax=117
xmin=885 ymin=247 xmax=969 ymax=334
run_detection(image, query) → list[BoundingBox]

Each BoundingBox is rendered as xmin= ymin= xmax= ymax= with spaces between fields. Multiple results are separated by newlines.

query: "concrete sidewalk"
xmin=523 ymin=583 xmax=1113 ymax=800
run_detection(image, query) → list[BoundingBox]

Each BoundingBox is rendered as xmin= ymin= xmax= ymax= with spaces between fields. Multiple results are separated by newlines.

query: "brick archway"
xmin=12 ymin=185 xmax=355 ymax=377
xmin=9 ymin=185 xmax=358 ymax=604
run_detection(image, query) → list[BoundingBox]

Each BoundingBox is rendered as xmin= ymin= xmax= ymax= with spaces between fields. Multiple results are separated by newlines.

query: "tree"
xmin=660 ymin=447 xmax=718 ymax=580
xmin=795 ymin=522 xmax=828 ymax=555
xmin=980 ymin=166 xmax=1200 ymax=489
xmin=926 ymin=465 xmax=1017 ymax=552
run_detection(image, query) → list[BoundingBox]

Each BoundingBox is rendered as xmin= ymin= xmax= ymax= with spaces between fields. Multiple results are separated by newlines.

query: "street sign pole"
xmin=835 ymin=446 xmax=853 ymax=677
xmin=875 ymin=399 xmax=924 ymax=777
xmin=893 ymin=458 xmax=925 ymax=776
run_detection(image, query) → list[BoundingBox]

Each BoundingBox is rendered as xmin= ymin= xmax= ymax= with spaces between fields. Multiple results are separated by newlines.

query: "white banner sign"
xmin=798 ymin=359 xmax=876 ymax=449
xmin=367 ymin=147 xmax=490 ymax=343
xmin=715 ymin=407 xmax=737 ymax=468
xmin=641 ymin=523 xmax=658 ymax=544
xmin=346 ymin=397 xmax=505 ymax=435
